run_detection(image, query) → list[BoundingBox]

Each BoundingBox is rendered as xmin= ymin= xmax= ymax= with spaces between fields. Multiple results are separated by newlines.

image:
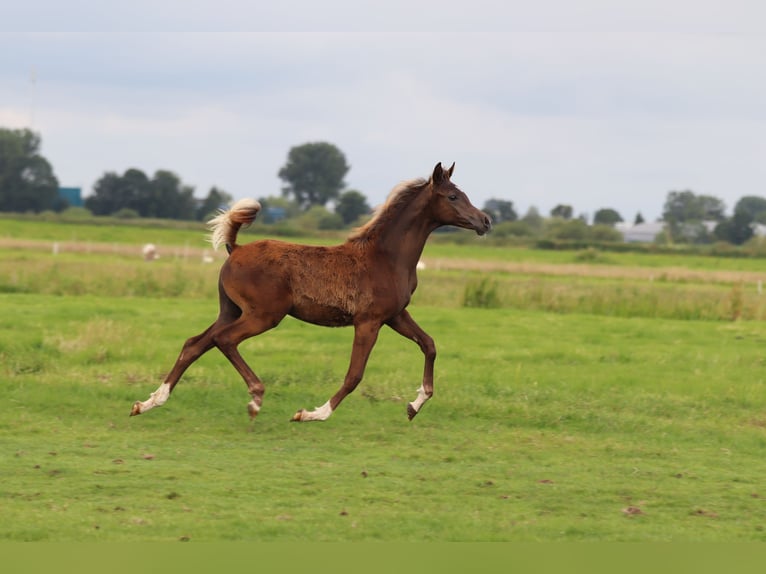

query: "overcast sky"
xmin=2 ymin=1 xmax=765 ymax=222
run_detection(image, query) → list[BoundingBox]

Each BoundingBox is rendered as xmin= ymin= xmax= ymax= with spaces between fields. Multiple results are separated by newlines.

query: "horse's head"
xmin=428 ymin=162 xmax=492 ymax=235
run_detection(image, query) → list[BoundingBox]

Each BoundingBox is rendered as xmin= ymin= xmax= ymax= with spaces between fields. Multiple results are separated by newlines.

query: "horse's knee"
xmin=423 ymin=338 xmax=436 ymax=363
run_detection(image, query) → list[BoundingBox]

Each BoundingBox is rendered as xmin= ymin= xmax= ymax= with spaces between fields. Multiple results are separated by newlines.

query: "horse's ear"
xmin=447 ymin=162 xmax=455 ymax=178
xmin=432 ymin=162 xmax=445 ymax=184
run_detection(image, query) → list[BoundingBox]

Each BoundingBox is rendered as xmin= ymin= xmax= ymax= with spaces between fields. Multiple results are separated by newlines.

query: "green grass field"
xmin=1 ymin=219 xmax=766 ymax=541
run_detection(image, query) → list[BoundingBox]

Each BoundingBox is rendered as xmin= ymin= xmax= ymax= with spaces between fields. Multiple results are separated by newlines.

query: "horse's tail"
xmin=208 ymin=198 xmax=261 ymax=253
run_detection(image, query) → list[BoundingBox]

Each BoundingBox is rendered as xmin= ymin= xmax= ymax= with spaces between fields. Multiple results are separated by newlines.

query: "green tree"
xmin=714 ymin=211 xmax=754 ymax=245
xmin=662 ymin=190 xmax=726 ymax=243
xmin=699 ymin=195 xmax=726 ymax=221
xmin=197 ymin=186 xmax=233 ymax=221
xmin=335 ymin=189 xmax=370 ymax=225
xmin=278 ymin=142 xmax=349 ymax=209
xmin=713 ymin=196 xmax=766 ymax=245
xmin=663 ymin=190 xmax=725 ymax=224
xmin=151 ymin=170 xmax=196 ymax=219
xmin=550 ymin=204 xmax=573 ymax=219
xmin=734 ymin=196 xmax=766 ymax=224
xmin=593 ymin=208 xmax=623 ymax=226
xmin=86 ymin=168 xmax=198 ymax=219
xmin=84 ymin=171 xmax=123 ymax=215
xmin=634 ymin=212 xmax=645 ymax=225
xmin=482 ymin=198 xmax=517 ymax=224
xmin=86 ymin=168 xmax=150 ymax=216
xmin=0 ymin=128 xmax=59 ymax=212
xmin=121 ymin=168 xmax=153 ymax=215
xmin=521 ymin=206 xmax=544 ymax=231
xmin=663 ymin=190 xmax=700 ymax=224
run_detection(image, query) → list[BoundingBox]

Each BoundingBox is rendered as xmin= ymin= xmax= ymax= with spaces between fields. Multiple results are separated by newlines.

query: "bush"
xmin=742 ymin=236 xmax=766 ymax=257
xmin=294 ymin=205 xmax=344 ymax=231
xmin=462 ymin=278 xmax=501 ymax=308
xmin=112 ymin=208 xmax=140 ymax=219
xmin=573 ymin=248 xmax=614 ymax=264
xmin=589 ymin=224 xmax=623 ymax=242
xmin=544 ymin=218 xmax=590 ymax=241
xmin=492 ymin=220 xmax=536 ymax=238
xmin=318 ymin=212 xmax=344 ymax=230
xmin=61 ymin=207 xmax=93 ymax=219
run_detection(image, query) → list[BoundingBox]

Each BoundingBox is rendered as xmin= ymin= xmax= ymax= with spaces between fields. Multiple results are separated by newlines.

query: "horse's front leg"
xmin=291 ymin=321 xmax=381 ymax=422
xmin=386 ymin=310 xmax=436 ymax=420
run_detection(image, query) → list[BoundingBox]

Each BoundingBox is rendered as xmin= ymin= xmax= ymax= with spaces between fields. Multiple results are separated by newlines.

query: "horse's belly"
xmin=289 ymin=300 xmax=355 ymax=327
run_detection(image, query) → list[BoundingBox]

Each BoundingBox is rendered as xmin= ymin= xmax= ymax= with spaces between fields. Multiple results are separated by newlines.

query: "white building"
xmin=615 ymin=222 xmax=666 ymax=243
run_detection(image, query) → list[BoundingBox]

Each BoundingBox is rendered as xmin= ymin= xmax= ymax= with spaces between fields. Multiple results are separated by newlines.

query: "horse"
xmin=130 ymin=162 xmax=491 ymax=422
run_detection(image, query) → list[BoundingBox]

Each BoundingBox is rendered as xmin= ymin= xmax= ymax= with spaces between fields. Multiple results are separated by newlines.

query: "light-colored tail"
xmin=208 ymin=198 xmax=262 ymax=252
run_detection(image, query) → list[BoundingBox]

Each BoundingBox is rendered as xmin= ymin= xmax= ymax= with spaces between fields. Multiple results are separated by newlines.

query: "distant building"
xmin=58 ymin=187 xmax=83 ymax=207
xmin=616 ymin=220 xmax=728 ymax=243
xmin=264 ymin=206 xmax=287 ymax=222
xmin=615 ymin=221 xmax=665 ymax=243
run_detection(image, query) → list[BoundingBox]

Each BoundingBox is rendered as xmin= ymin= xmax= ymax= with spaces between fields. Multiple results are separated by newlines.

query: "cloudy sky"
xmin=2 ymin=1 xmax=765 ymax=222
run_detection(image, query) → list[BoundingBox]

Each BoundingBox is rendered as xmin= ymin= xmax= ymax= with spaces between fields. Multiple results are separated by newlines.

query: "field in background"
xmin=1 ymin=218 xmax=766 ymax=541
xmin=4 ymin=218 xmax=766 ymax=320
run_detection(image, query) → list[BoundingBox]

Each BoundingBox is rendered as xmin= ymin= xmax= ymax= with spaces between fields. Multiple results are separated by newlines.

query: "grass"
xmin=3 ymin=217 xmax=766 ymax=542
xmin=2 ymin=292 xmax=766 ymax=541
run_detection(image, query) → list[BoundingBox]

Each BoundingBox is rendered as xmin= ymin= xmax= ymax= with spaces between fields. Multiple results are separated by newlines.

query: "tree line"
xmin=1 ymin=126 xmax=764 ymax=244
xmin=0 ymin=128 xmax=371 ymax=228
xmin=482 ymin=192 xmax=766 ymax=246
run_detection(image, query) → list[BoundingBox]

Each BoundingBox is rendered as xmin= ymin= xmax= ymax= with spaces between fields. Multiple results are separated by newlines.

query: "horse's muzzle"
xmin=476 ymin=214 xmax=492 ymax=236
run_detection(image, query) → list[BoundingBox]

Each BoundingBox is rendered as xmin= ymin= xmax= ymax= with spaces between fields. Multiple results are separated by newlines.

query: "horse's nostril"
xmin=484 ymin=216 xmax=491 ymax=229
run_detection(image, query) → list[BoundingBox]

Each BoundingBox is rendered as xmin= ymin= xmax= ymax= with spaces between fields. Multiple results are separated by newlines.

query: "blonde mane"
xmin=347 ymin=178 xmax=428 ymax=242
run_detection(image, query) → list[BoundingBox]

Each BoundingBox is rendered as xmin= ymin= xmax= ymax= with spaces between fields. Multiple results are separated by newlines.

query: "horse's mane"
xmin=347 ymin=177 xmax=428 ymax=242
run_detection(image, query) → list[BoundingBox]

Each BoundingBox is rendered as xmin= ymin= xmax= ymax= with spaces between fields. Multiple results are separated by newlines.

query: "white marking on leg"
xmin=298 ymin=400 xmax=333 ymax=422
xmin=135 ymin=382 xmax=171 ymax=414
xmin=408 ymin=385 xmax=430 ymax=414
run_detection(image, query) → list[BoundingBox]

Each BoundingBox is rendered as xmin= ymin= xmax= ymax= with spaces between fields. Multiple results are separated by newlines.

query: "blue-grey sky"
xmin=2 ymin=1 xmax=765 ymax=222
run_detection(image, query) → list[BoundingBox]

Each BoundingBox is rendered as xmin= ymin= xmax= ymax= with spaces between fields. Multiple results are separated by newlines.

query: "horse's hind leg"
xmin=211 ymin=312 xmax=285 ymax=418
xmin=130 ymin=324 xmax=217 ymax=416
xmin=131 ymin=282 xmax=241 ymax=416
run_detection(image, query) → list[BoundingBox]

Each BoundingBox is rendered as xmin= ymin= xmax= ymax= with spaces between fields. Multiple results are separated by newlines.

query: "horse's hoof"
xmin=407 ymin=403 xmax=418 ymax=421
xmin=291 ymin=410 xmax=305 ymax=422
xmin=130 ymin=402 xmax=142 ymax=417
xmin=247 ymin=403 xmax=260 ymax=419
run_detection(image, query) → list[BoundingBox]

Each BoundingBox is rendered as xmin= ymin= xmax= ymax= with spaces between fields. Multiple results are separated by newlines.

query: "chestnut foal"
xmin=131 ymin=162 xmax=491 ymax=422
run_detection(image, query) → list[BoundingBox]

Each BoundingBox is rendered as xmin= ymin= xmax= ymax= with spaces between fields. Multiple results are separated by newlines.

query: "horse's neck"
xmin=377 ymin=213 xmax=437 ymax=271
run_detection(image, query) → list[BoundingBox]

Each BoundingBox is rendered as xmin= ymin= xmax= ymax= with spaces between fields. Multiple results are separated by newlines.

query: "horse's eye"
xmin=448 ymin=194 xmax=458 ymax=201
